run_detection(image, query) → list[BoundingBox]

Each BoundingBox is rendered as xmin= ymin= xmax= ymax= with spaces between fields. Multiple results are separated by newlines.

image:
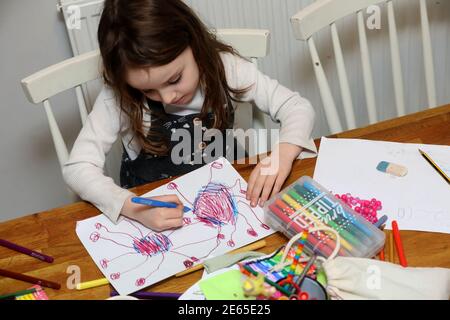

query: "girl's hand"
xmin=246 ymin=143 xmax=302 ymax=208
xmin=121 ymin=194 xmax=184 ymax=231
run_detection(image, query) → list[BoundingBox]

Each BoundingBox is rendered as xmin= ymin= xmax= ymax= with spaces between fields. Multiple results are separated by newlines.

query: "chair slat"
xmin=419 ymin=0 xmax=437 ymax=107
xmin=331 ymin=23 xmax=356 ymax=129
xmin=43 ymin=100 xmax=69 ymax=167
xmin=387 ymin=1 xmax=406 ymax=116
xmin=75 ymin=86 xmax=88 ymax=125
xmin=357 ymin=10 xmax=377 ymax=124
xmin=308 ymin=37 xmax=343 ymax=133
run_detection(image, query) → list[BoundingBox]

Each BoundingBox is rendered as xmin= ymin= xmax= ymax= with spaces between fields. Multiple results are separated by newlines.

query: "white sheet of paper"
xmin=76 ymin=157 xmax=274 ymax=295
xmin=313 ymin=137 xmax=450 ymax=233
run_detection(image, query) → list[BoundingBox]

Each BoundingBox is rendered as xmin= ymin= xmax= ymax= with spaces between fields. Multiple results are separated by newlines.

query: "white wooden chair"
xmin=290 ymin=0 xmax=438 ymax=133
xmin=20 ymin=28 xmax=270 ymax=199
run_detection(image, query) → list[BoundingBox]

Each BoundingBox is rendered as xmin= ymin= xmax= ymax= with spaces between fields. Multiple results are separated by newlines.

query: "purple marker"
xmin=110 ymin=289 xmax=181 ymax=300
xmin=0 ymin=238 xmax=54 ymax=263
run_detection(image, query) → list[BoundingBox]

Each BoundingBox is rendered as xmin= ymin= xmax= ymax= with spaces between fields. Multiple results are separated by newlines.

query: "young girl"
xmin=63 ymin=0 xmax=317 ymax=232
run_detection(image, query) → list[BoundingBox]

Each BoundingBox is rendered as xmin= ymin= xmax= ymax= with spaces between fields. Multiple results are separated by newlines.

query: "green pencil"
xmin=0 ymin=288 xmax=37 ymax=300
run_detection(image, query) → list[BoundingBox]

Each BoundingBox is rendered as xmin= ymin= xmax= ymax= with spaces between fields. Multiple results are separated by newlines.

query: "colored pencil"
xmin=76 ymin=277 xmax=109 ymax=290
xmin=418 ymin=149 xmax=450 ymax=184
xmin=0 ymin=268 xmax=60 ymax=290
xmin=110 ymin=289 xmax=181 ymax=300
xmin=391 ymin=220 xmax=408 ymax=267
xmin=294 ymin=254 xmax=317 ymax=287
xmin=0 ymin=238 xmax=54 ymax=263
xmin=175 ymin=239 xmax=267 ymax=277
xmin=0 ymin=288 xmax=37 ymax=300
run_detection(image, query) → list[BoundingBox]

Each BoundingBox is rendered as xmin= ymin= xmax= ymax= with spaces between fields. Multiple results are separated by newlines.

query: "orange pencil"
xmin=391 ymin=220 xmax=407 ymax=267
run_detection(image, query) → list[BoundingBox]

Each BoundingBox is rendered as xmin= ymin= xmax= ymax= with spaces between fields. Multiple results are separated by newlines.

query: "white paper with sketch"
xmin=76 ymin=157 xmax=274 ymax=295
xmin=313 ymin=137 xmax=450 ymax=234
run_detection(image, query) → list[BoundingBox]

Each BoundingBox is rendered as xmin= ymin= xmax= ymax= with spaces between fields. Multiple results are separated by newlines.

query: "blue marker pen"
xmin=131 ymin=197 xmax=191 ymax=213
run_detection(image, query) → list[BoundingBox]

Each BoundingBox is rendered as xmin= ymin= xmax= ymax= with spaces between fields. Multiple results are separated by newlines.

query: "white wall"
xmin=0 ymin=0 xmax=81 ymax=221
xmin=1 ymin=0 xmax=449 ymax=222
xmin=187 ymin=0 xmax=450 ymax=135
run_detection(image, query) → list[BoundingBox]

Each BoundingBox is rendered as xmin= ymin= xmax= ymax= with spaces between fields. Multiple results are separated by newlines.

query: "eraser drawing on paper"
xmin=376 ymin=161 xmax=408 ymax=177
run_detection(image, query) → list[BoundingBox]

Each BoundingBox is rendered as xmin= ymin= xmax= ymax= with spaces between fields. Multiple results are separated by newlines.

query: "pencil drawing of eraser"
xmin=376 ymin=161 xmax=408 ymax=177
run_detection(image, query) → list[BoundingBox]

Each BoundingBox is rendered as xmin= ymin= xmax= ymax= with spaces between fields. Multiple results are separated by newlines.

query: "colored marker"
xmin=291 ymin=186 xmax=373 ymax=247
xmin=293 ymin=184 xmax=374 ymax=245
xmin=391 ymin=220 xmax=408 ymax=267
xmin=273 ymin=199 xmax=346 ymax=256
xmin=301 ymin=182 xmax=373 ymax=237
xmin=284 ymin=191 xmax=362 ymax=251
xmin=0 ymin=238 xmax=54 ymax=263
xmin=374 ymin=215 xmax=388 ymax=229
xmin=268 ymin=203 xmax=334 ymax=257
xmin=131 ymin=197 xmax=191 ymax=213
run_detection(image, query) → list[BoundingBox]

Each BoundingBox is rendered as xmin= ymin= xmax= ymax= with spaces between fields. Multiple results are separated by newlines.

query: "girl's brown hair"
xmin=98 ymin=0 xmax=249 ymax=155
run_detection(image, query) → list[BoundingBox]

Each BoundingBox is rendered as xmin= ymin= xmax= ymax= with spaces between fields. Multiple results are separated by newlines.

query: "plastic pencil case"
xmin=264 ymin=176 xmax=385 ymax=259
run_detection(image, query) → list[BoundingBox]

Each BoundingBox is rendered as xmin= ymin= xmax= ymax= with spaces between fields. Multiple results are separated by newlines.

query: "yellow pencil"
xmin=175 ymin=239 xmax=267 ymax=277
xmin=419 ymin=149 xmax=450 ymax=184
xmin=76 ymin=277 xmax=109 ymax=290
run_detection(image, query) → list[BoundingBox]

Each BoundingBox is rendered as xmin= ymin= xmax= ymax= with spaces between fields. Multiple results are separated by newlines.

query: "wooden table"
xmin=1 ymin=105 xmax=449 ymax=300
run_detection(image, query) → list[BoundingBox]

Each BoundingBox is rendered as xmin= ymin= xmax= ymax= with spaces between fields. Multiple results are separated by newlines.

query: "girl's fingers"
xmin=270 ymin=173 xmax=286 ymax=199
xmin=246 ymin=166 xmax=260 ymax=200
xmin=259 ymin=175 xmax=277 ymax=207
xmin=250 ymin=174 xmax=267 ymax=207
xmin=165 ymin=208 xmax=184 ymax=219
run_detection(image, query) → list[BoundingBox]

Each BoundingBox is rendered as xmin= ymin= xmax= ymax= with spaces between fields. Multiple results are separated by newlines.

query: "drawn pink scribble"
xmin=167 ymin=160 xmax=270 ymax=265
xmin=88 ymin=160 xmax=271 ymax=288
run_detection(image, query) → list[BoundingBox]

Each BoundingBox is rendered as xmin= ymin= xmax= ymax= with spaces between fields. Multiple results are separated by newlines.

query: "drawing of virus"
xmin=89 ymin=160 xmax=270 ymax=288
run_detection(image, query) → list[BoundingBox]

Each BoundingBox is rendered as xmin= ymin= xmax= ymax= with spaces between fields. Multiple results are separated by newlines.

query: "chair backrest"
xmin=20 ymin=28 xmax=270 ymax=182
xmin=290 ymin=0 xmax=438 ymax=133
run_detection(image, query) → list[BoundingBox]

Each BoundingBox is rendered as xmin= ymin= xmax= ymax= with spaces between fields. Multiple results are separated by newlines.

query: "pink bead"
xmin=341 ymin=194 xmax=347 ymax=201
xmin=363 ymin=200 xmax=370 ymax=207
xmin=363 ymin=208 xmax=370 ymax=215
xmin=355 ymin=207 xmax=361 ymax=213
